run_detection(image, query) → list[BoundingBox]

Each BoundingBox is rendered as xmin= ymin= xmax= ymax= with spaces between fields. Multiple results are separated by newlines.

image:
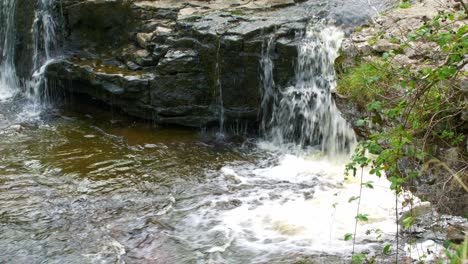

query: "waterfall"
xmin=0 ymin=0 xmax=19 ymax=101
xmin=0 ymin=0 xmax=58 ymax=117
xmin=260 ymin=24 xmax=356 ymax=157
xmin=27 ymin=0 xmax=58 ymax=111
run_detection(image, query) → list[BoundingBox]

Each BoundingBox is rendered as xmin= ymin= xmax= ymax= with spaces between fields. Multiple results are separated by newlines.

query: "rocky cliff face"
xmin=335 ymin=0 xmax=467 ymax=138
xmin=46 ymin=0 xmax=307 ymax=127
xmin=42 ymin=0 xmax=385 ymax=128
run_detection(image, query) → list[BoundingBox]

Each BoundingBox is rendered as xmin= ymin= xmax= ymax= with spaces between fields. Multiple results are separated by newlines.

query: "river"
xmin=0 ymin=0 xmax=443 ymax=263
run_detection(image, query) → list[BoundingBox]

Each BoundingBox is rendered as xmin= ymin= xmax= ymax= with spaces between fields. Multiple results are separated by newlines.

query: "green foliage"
xmin=341 ymin=10 xmax=468 ymax=261
xmin=355 ymin=214 xmax=369 ymax=222
xmin=354 ymin=26 xmax=364 ymax=33
xmin=344 ymin=233 xmax=353 ymax=241
xmin=362 ymin=181 xmax=374 ymax=189
xmin=439 ymin=237 xmax=468 ymax=264
xmin=398 ymin=2 xmax=411 ymax=9
xmin=351 ymin=253 xmax=366 ymax=263
xmin=344 ymin=11 xmax=467 ymax=191
xmin=383 ymin=244 xmax=391 ymax=255
xmin=367 ymin=32 xmax=384 ymax=46
xmin=402 ymin=216 xmax=414 ymax=230
xmin=349 ymin=196 xmax=360 ymax=203
xmin=336 ymin=60 xmax=397 ymax=106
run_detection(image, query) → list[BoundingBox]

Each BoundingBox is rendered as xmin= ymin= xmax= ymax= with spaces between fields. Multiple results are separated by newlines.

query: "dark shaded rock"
xmin=332 ymin=92 xmax=369 ymax=139
xmin=45 ymin=0 xmax=391 ymax=129
xmin=14 ymin=0 xmax=36 ymax=80
xmin=65 ymin=0 xmax=134 ymax=49
xmin=156 ymin=49 xmax=200 ymax=74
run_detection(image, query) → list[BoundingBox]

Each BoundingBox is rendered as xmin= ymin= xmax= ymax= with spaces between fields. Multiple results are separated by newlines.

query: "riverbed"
xmin=0 ymin=95 xmax=411 ymax=263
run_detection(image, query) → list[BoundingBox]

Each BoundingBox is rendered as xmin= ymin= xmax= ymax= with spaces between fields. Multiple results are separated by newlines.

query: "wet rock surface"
xmin=43 ymin=0 xmax=389 ymax=128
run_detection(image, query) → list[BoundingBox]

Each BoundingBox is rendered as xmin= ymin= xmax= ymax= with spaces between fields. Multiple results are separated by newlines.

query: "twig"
xmin=459 ymin=0 xmax=468 ymax=16
xmin=395 ymin=191 xmax=399 ymax=263
xmin=352 ymin=166 xmax=365 ymax=254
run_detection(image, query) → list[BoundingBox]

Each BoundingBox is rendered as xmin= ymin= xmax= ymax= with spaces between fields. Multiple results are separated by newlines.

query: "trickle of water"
xmin=259 ymin=35 xmax=276 ymax=136
xmin=260 ymin=24 xmax=356 ymax=157
xmin=0 ymin=0 xmax=19 ymax=101
xmin=215 ymin=38 xmax=225 ymax=140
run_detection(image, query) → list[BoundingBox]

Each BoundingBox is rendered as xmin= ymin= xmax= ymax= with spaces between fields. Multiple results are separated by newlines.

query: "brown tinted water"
xmin=0 ymin=98 xmax=404 ymax=264
xmin=0 ymin=98 xmax=258 ymax=263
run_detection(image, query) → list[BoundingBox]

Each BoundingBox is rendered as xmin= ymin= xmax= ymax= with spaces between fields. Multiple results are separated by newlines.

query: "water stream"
xmin=0 ymin=0 xmax=18 ymax=101
xmin=23 ymin=0 xmax=58 ymax=119
xmin=215 ymin=38 xmax=225 ymax=141
xmin=261 ymin=24 xmax=356 ymax=157
xmin=0 ymin=1 xmax=446 ymax=263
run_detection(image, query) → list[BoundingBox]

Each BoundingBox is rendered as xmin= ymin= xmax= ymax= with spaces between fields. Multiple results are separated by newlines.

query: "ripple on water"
xmin=1 ymin=100 xmax=448 ymax=263
xmin=0 ymin=102 xmax=253 ymax=263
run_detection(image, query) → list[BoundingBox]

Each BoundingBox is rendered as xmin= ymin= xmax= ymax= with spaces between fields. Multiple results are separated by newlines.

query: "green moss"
xmin=228 ymin=9 xmax=248 ymax=16
xmin=398 ymin=2 xmax=411 ymax=8
xmin=389 ymin=37 xmax=400 ymax=44
xmin=367 ymin=32 xmax=383 ymax=46
xmin=70 ymin=58 xmax=145 ymax=76
xmin=336 ymin=60 xmax=397 ymax=107
xmin=354 ymin=26 xmax=364 ymax=33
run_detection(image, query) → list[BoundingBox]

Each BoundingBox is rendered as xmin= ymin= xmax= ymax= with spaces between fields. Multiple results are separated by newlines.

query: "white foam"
xmin=175 ymin=152 xmax=402 ymax=261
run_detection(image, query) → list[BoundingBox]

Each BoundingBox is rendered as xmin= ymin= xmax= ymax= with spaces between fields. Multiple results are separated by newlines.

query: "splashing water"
xmin=20 ymin=0 xmax=58 ymax=119
xmin=0 ymin=0 xmax=58 ymax=110
xmin=261 ymin=25 xmax=356 ymax=157
xmin=162 ymin=24 xmax=401 ymax=263
xmin=0 ymin=0 xmax=19 ymax=101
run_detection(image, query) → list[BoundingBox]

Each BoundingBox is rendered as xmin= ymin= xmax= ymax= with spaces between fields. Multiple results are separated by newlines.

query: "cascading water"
xmin=0 ymin=0 xmax=58 ymax=119
xmin=261 ymin=24 xmax=356 ymax=157
xmin=24 ymin=0 xmax=58 ymax=115
xmin=0 ymin=0 xmax=452 ymax=262
xmin=161 ymin=23 xmax=400 ymax=263
xmin=0 ymin=0 xmax=19 ymax=101
xmin=259 ymin=35 xmax=276 ymax=136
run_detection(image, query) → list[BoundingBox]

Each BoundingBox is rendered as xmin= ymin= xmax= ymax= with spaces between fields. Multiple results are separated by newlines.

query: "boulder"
xmin=373 ymin=39 xmax=400 ymax=53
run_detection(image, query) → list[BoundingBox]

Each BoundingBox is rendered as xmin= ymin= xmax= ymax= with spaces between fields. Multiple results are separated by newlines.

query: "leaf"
xmin=356 ymin=119 xmax=367 ymax=127
xmin=456 ymin=25 xmax=468 ymax=38
xmin=367 ymin=100 xmax=383 ymax=111
xmin=349 ymin=196 xmax=360 ymax=203
xmin=375 ymin=169 xmax=382 ymax=177
xmin=362 ymin=181 xmax=374 ymax=189
xmin=351 ymin=253 xmax=366 ymax=264
xmin=402 ymin=216 xmax=414 ymax=230
xmin=436 ymin=32 xmax=452 ymax=46
xmin=383 ymin=244 xmax=391 ymax=254
xmin=442 ymin=240 xmax=451 ymax=249
xmin=356 ymin=214 xmax=369 ymax=222
xmin=365 ymin=140 xmax=382 ymax=154
xmin=382 ymin=52 xmax=389 ymax=60
xmin=344 ymin=233 xmax=353 ymax=241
